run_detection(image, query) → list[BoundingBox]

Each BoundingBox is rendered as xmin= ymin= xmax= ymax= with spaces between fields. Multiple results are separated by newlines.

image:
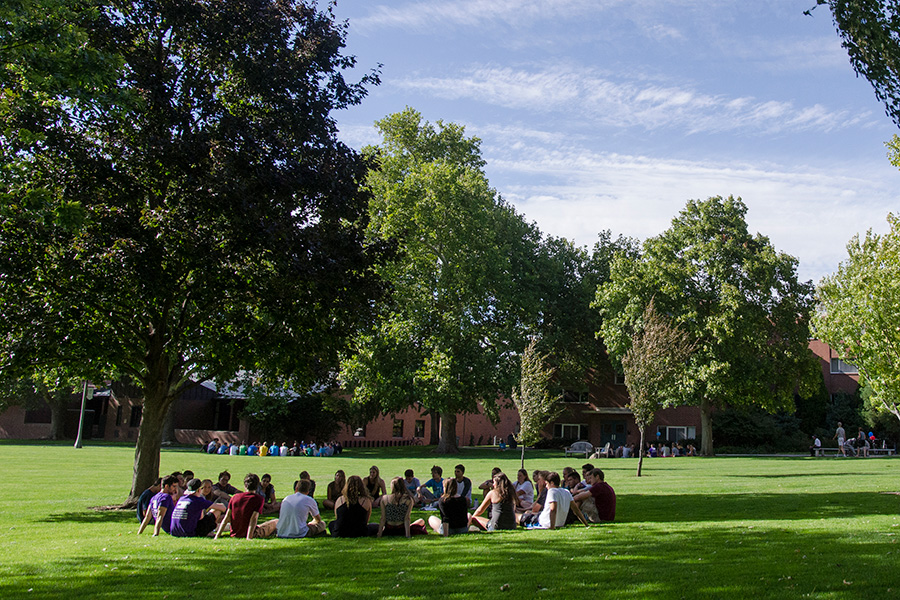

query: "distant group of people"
xmin=136 ymin=462 xmax=616 ymax=540
xmin=815 ymin=422 xmax=880 ymax=457
xmin=642 ymin=443 xmax=697 ymax=457
xmin=203 ymin=438 xmax=343 ymax=458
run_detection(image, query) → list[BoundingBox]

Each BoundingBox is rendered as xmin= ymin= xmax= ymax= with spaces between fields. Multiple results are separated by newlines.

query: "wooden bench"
xmin=813 ymin=447 xmax=841 ymax=457
xmin=869 ymin=447 xmax=895 ymax=456
xmin=564 ymin=441 xmax=593 ymax=458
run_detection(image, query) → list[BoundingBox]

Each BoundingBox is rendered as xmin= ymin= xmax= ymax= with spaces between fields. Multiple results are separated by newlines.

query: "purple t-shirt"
xmin=170 ymin=494 xmax=213 ymax=537
xmin=150 ymin=491 xmax=176 ymax=533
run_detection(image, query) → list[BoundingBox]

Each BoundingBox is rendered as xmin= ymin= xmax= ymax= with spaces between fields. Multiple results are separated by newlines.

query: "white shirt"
xmin=515 ymin=480 xmax=534 ymax=507
xmin=277 ymin=493 xmax=319 ymax=538
xmin=538 ymin=487 xmax=572 ymax=529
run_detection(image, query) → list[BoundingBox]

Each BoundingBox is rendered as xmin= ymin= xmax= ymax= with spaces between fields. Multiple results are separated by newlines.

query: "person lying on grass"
xmin=428 ymin=478 xmax=471 ymax=536
xmin=214 ymin=473 xmax=279 ymax=540
xmin=378 ymin=477 xmax=427 ymax=537
xmin=470 ymin=472 xmax=517 ymax=531
xmin=170 ymin=478 xmax=226 ymax=537
xmin=528 ymin=471 xmax=589 ymax=530
xmin=138 ymin=475 xmax=179 ymax=536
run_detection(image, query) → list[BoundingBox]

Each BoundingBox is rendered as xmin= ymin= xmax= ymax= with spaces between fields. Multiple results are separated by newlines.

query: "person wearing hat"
xmin=170 ymin=478 xmax=226 ymax=537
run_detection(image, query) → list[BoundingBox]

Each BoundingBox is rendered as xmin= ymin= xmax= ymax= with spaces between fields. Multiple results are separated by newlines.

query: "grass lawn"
xmin=1 ymin=442 xmax=898 ymax=599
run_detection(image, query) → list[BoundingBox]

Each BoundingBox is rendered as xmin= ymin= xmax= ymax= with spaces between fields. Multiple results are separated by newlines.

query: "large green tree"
xmin=810 ymin=0 xmax=900 ymax=128
xmin=597 ymin=196 xmax=818 ymax=456
xmin=814 ymin=213 xmax=900 ymax=424
xmin=1 ymin=0 xmax=382 ymax=502
xmin=339 ymin=108 xmax=533 ymax=453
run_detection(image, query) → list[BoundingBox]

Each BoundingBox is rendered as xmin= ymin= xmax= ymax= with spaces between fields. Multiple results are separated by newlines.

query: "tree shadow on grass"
xmin=2 ymin=524 xmax=897 ymax=599
xmin=622 ymin=491 xmax=898 ymax=523
xmin=38 ymin=509 xmax=137 ymax=525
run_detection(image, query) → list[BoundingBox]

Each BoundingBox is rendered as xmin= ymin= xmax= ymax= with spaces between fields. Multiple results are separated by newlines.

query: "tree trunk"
xmin=429 ymin=410 xmax=440 ymax=445
xmin=519 ymin=443 xmax=526 ymax=470
xmin=161 ymin=402 xmax=177 ymax=446
xmin=123 ymin=381 xmax=175 ymax=506
xmin=700 ymin=396 xmax=714 ymax=456
xmin=434 ymin=411 xmax=459 ymax=454
xmin=48 ymin=397 xmax=67 ymax=441
xmin=637 ymin=426 xmax=645 ymax=477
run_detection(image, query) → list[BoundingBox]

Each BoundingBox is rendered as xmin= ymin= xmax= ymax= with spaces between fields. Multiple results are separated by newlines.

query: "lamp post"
xmin=74 ymin=381 xmax=96 ymax=449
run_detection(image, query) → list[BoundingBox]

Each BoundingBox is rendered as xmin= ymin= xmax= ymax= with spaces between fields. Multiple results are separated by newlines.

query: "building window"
xmin=23 ymin=403 xmax=51 ymax=424
xmin=656 ymin=426 xmax=696 ymax=442
xmin=563 ymin=390 xmax=586 ymax=402
xmin=553 ymin=423 xmax=587 ymax=440
xmin=392 ymin=419 xmax=404 ymax=438
xmin=414 ymin=419 xmax=425 ymax=438
xmin=115 ymin=405 xmax=123 ymax=426
xmin=129 ymin=406 xmax=143 ymax=427
xmin=353 ymin=424 xmax=366 ymax=438
xmin=614 ymin=372 xmax=626 ymax=385
xmin=830 ymin=358 xmax=858 ymax=374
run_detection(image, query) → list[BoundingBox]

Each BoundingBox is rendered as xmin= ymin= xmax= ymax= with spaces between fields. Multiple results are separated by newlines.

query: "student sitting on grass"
xmin=277 ymin=479 xmax=326 ymax=538
xmin=136 ymin=478 xmax=161 ymax=523
xmin=428 ymin=478 xmax=471 ymax=536
xmin=170 ymin=478 xmax=226 ymax=537
xmin=478 ymin=467 xmax=502 ymax=501
xmin=531 ymin=472 xmax=588 ymax=530
xmin=470 ymin=472 xmax=517 ymax=531
xmin=324 ymin=469 xmax=346 ymax=510
xmin=213 ymin=471 xmax=239 ymax=496
xmin=257 ymin=474 xmax=280 ymax=514
xmin=328 ymin=475 xmax=378 ymax=537
xmin=452 ymin=464 xmax=473 ymax=507
xmin=573 ymin=468 xmax=615 ymax=523
xmin=416 ymin=465 xmax=444 ymax=507
xmin=378 ymin=477 xmax=427 ymax=537
xmin=214 ymin=473 xmax=279 ymax=540
xmin=517 ymin=470 xmax=548 ymax=527
xmin=364 ymin=465 xmax=387 ymax=508
xmin=514 ymin=469 xmax=534 ymax=510
xmin=201 ymin=478 xmax=230 ymax=504
xmin=299 ymin=471 xmax=317 ymax=497
xmin=138 ymin=475 xmax=179 ymax=536
xmin=403 ymin=469 xmax=421 ymax=500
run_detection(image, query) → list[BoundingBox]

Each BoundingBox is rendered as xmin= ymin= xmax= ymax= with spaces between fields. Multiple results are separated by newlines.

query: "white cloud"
xmin=394 ymin=65 xmax=874 ymax=135
xmin=463 ymin=128 xmax=899 ymax=283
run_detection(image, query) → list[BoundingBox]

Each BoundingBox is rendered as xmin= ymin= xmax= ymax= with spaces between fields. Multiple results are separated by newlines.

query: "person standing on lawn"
xmin=834 ymin=422 xmax=846 ymax=457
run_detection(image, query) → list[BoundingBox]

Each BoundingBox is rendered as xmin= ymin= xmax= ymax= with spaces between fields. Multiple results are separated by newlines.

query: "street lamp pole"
xmin=74 ymin=381 xmax=95 ymax=449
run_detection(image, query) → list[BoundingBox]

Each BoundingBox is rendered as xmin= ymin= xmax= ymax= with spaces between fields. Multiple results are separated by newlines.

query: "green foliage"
xmin=812 ymin=1 xmax=900 ymax=128
xmin=340 ymin=108 xmax=536 ymax=452
xmin=814 ymin=213 xmax=900 ymax=425
xmin=621 ymin=300 xmax=695 ymax=475
xmin=793 ymin=377 xmax=830 ymax=435
xmin=511 ymin=338 xmax=563 ymax=467
xmin=713 ymin=407 xmax=809 ymax=453
xmin=597 ymin=196 xmax=818 ymax=455
xmin=1 ymin=0 xmax=382 ymax=500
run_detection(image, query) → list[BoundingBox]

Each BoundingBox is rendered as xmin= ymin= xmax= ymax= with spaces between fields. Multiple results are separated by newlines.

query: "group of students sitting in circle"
xmin=204 ymin=438 xmax=342 ymax=458
xmin=136 ymin=462 xmax=615 ymax=540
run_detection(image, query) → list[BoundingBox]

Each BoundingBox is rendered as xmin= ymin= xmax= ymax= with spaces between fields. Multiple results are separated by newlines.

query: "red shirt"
xmin=228 ymin=492 xmax=265 ymax=537
xmin=589 ymin=481 xmax=616 ymax=522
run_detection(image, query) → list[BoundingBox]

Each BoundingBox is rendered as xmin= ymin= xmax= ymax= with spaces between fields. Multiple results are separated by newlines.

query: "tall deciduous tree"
xmin=339 ymin=108 xmax=530 ymax=453
xmin=1 ymin=0 xmax=382 ymax=503
xmin=621 ymin=300 xmax=695 ymax=476
xmin=810 ymin=0 xmax=900 ymax=128
xmin=512 ymin=337 xmax=563 ymax=469
xmin=814 ymin=213 xmax=900 ymax=423
xmin=597 ymin=196 xmax=818 ymax=456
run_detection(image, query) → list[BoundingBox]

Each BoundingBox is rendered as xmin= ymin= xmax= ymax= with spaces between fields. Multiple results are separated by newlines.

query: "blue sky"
xmin=330 ymin=0 xmax=899 ymax=284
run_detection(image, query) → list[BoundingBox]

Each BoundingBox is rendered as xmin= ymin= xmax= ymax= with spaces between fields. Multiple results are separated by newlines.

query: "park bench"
xmin=564 ymin=441 xmax=593 ymax=458
xmin=813 ymin=447 xmax=841 ymax=457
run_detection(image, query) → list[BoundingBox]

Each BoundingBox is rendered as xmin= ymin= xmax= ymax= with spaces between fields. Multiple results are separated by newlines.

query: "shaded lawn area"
xmin=1 ymin=443 xmax=898 ymax=599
